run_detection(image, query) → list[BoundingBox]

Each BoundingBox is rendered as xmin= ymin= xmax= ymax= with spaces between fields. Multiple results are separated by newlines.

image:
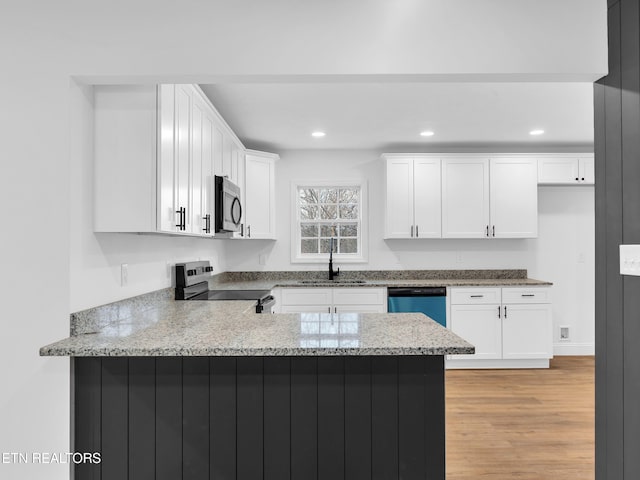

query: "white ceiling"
xmin=200 ymin=82 xmax=594 ymax=152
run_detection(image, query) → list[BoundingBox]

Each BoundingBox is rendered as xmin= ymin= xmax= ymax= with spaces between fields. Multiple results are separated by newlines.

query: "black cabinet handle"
xmin=470 ymin=295 xmax=484 ymax=298
xmin=416 ymin=225 xmax=419 ymax=237
xmin=498 ymin=306 xmax=501 ymax=318
xmin=492 ymin=225 xmax=495 ymax=237
xmin=575 ymin=177 xmax=579 ymax=181
xmin=176 ymin=207 xmax=186 ymax=231
xmin=504 ymin=306 xmax=507 ymax=318
xmin=248 ymin=225 xmax=251 ymax=238
xmin=202 ymin=214 xmax=211 ymax=233
xmin=411 ymin=225 xmax=414 ymax=238
xmin=521 ymin=294 xmax=535 ymax=297
xmin=486 ymin=225 xmax=489 ymax=237
xmin=581 ymin=177 xmax=585 ymax=181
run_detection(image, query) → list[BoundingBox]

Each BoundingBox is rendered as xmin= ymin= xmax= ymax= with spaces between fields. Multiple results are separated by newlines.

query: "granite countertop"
xmin=208 ymin=269 xmax=552 ymax=290
xmin=40 ymin=269 xmax=551 ymax=357
xmin=40 ymin=298 xmax=474 ymax=357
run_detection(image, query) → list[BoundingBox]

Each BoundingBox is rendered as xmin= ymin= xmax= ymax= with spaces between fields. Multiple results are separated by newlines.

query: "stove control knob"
xmin=205 ymin=266 xmax=213 ymax=272
xmin=187 ymin=269 xmax=196 ymax=276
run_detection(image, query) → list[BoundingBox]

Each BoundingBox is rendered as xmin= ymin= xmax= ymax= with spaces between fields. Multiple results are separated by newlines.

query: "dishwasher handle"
xmin=387 ymin=287 xmax=446 ymax=297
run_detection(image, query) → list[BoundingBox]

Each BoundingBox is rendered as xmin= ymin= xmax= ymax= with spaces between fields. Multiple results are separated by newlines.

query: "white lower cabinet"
xmin=449 ymin=304 xmax=502 ymax=360
xmin=447 ymin=286 xmax=552 ymax=369
xmin=279 ymin=288 xmax=386 ymax=314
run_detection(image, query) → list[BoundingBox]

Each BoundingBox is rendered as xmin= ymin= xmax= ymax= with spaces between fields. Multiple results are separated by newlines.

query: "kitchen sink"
xmin=298 ymin=279 xmax=366 ymax=284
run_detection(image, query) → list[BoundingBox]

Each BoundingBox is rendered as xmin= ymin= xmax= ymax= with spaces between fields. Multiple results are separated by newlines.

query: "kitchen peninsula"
xmin=42 ymin=281 xmax=475 ymax=480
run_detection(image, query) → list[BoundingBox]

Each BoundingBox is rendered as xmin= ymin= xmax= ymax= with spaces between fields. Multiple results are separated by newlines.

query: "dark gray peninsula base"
xmin=74 ymin=355 xmax=445 ymax=480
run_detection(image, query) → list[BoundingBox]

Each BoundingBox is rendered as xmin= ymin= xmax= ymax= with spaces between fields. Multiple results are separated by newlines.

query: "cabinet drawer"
xmin=281 ymin=288 xmax=332 ymax=306
xmin=501 ymin=287 xmax=551 ymax=304
xmin=450 ymin=288 xmax=501 ymax=305
xmin=332 ymin=287 xmax=386 ymax=306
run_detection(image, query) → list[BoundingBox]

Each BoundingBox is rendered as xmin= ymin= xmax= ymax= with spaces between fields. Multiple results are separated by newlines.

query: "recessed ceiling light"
xmin=420 ymin=130 xmax=435 ymax=137
xmin=311 ymin=131 xmax=326 ymax=138
xmin=529 ymin=129 xmax=545 ymax=136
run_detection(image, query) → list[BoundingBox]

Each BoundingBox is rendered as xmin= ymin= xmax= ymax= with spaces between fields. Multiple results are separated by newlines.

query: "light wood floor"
xmin=446 ymin=356 xmax=595 ymax=480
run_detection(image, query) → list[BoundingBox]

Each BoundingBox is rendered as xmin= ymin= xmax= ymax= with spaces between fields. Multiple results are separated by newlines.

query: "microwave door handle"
xmin=231 ymin=196 xmax=242 ymax=225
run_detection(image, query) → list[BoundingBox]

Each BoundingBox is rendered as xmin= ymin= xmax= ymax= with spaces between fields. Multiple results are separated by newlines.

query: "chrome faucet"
xmin=329 ymin=237 xmax=340 ymax=280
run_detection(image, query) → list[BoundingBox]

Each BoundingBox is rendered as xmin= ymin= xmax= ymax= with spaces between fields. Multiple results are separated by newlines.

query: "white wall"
xmin=0 ymin=1 xmax=604 ymax=478
xmin=225 ymin=150 xmax=595 ymax=354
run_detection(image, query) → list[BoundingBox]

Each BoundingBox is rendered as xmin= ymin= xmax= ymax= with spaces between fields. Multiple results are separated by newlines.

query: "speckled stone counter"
xmin=208 ymin=269 xmax=552 ymax=290
xmin=40 ymin=297 xmax=473 ymax=357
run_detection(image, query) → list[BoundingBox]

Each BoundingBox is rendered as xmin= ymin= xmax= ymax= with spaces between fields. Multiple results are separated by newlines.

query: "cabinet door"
xmin=537 ymin=157 xmax=579 ymax=184
xmin=157 ymin=84 xmax=177 ymax=233
xmin=489 ymin=157 xmax=538 ymax=238
xmin=222 ymin=134 xmax=233 ymax=179
xmin=245 ymin=154 xmax=276 ymax=239
xmin=413 ymin=157 xmax=442 ymax=238
xmin=190 ymin=95 xmax=204 ymax=234
xmin=579 ymin=157 xmax=595 ymax=184
xmin=385 ymin=157 xmax=415 ymax=238
xmin=174 ymin=84 xmax=192 ymax=233
xmin=502 ymin=303 xmax=552 ymax=359
xmin=442 ymin=158 xmax=490 ymax=238
xmin=201 ymin=108 xmax=215 ymax=236
xmin=190 ymin=93 xmax=216 ymax=236
xmin=449 ymin=304 xmax=502 ymax=360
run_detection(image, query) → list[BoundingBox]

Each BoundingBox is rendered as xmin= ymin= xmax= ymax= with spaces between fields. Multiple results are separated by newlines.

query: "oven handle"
xmin=256 ymin=295 xmax=276 ymax=314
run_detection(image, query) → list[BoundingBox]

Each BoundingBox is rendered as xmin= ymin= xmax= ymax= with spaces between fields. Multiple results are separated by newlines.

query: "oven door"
xmin=215 ymin=176 xmax=242 ymax=232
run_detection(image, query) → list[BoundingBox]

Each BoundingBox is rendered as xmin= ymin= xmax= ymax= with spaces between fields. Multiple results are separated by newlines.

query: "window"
xmin=292 ymin=182 xmax=367 ymax=263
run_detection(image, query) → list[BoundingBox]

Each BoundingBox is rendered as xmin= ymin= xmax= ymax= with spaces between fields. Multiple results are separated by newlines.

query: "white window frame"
xmin=290 ymin=180 xmax=368 ymax=264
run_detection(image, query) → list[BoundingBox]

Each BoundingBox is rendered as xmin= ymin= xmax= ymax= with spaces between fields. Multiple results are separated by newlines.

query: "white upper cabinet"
xmin=537 ymin=155 xmax=594 ymax=185
xmin=441 ymin=158 xmax=490 ymax=238
xmin=441 ymin=157 xmax=537 ymax=238
xmin=244 ymin=150 xmax=278 ymax=239
xmin=94 ymin=84 xmax=246 ymax=237
xmin=385 ymin=154 xmax=540 ymax=239
xmin=413 ymin=157 xmax=442 ymax=238
xmin=384 ymin=155 xmax=441 ymax=238
xmin=191 ymin=90 xmax=216 ymax=236
xmin=385 ymin=157 xmax=415 ymax=238
xmin=489 ymin=157 xmax=538 ymax=238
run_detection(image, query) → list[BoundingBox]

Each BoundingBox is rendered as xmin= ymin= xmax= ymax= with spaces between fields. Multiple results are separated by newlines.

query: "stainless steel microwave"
xmin=215 ymin=175 xmax=242 ymax=233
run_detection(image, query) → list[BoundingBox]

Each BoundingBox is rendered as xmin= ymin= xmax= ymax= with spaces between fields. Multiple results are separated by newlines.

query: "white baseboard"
xmin=553 ymin=342 xmax=595 ymax=356
xmin=446 ymin=358 xmax=550 ymax=369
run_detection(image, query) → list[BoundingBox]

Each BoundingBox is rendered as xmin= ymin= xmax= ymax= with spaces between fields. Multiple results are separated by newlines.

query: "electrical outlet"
xmin=121 ymin=263 xmax=128 ymax=287
xmin=620 ymin=245 xmax=640 ymax=276
xmin=560 ymin=325 xmax=570 ymax=341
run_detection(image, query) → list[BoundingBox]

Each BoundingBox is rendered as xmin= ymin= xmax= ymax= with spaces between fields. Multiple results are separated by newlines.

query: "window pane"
xmin=301 ymin=239 xmax=318 ymax=254
xmin=340 ymin=238 xmax=357 ymax=253
xmin=299 ymin=188 xmax=318 ymax=204
xmin=319 ymin=188 xmax=338 ymax=203
xmin=320 ymin=205 xmax=337 ymax=219
xmin=339 ymin=204 xmax=358 ymax=219
xmin=300 ymin=205 xmax=318 ymax=220
xmin=320 ymin=225 xmax=337 ymax=237
xmin=339 ymin=188 xmax=358 ymax=204
xmin=300 ymin=223 xmax=318 ymax=237
xmin=339 ymin=224 xmax=358 ymax=237
xmin=319 ymin=238 xmax=332 ymax=253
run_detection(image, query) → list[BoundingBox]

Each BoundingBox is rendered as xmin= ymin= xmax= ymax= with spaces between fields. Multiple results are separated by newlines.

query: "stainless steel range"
xmin=175 ymin=260 xmax=275 ymax=313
